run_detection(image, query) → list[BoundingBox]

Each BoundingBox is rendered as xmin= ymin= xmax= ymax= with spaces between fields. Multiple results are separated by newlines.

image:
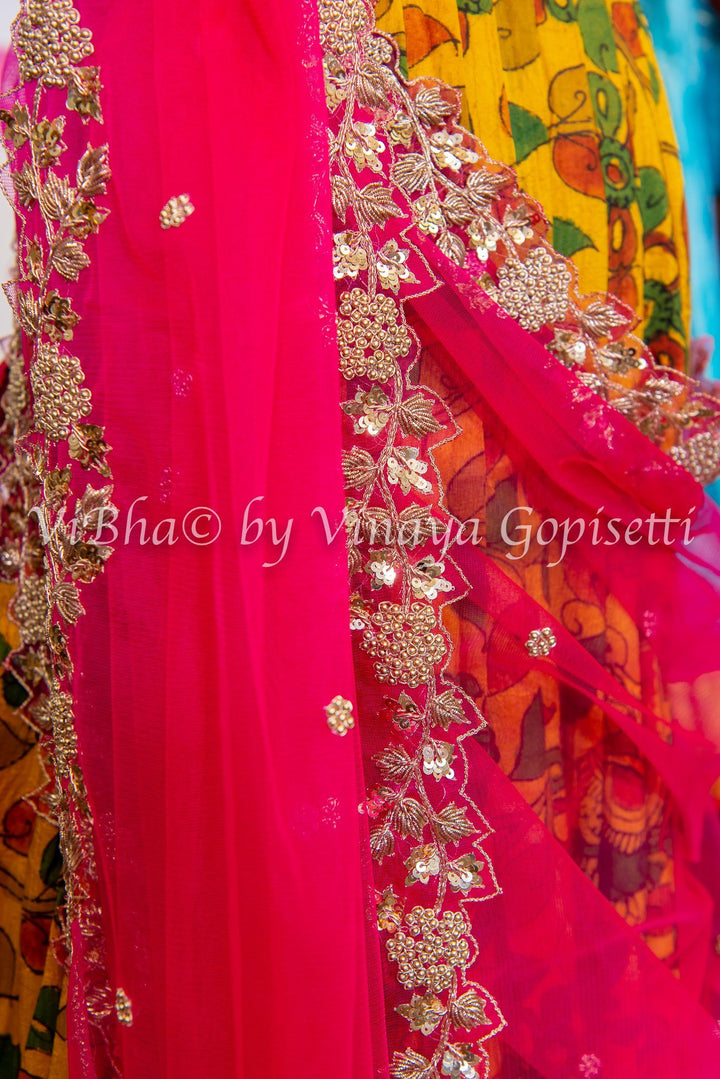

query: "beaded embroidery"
xmin=1 ymin=0 xmax=117 ymax=1067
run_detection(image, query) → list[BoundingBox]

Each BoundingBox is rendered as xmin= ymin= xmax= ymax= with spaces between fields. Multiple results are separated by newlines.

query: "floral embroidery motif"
xmin=483 ymin=249 xmax=572 ymax=333
xmin=325 ymin=694 xmax=355 ymax=736
xmin=1 ymin=0 xmax=117 ymax=1067
xmin=321 ymin=3 xmax=506 ymax=1075
xmin=579 ymin=1053 xmax=603 ymax=1078
xmin=115 ymin=988 xmax=133 ymax=1027
xmin=30 ymin=342 xmax=92 ymax=438
xmin=525 ymin=627 xmax=558 ymax=658
xmin=160 ymin=193 xmax=195 ymax=229
xmin=15 ymin=0 xmax=93 ymax=87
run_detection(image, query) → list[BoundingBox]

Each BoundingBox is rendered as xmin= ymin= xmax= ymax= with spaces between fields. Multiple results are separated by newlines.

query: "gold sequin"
xmin=115 ymin=988 xmax=133 ymax=1027
xmin=525 ymin=627 xmax=558 ymax=658
xmin=159 ymin=194 xmax=195 ymax=229
xmin=325 ymin=694 xmax=355 ymax=736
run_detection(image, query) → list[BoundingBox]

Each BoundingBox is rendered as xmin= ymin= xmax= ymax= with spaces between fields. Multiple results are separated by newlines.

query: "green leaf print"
xmin=457 ymin=0 xmax=492 ymax=12
xmin=637 ymin=166 xmax=669 ymax=235
xmin=508 ymin=102 xmax=548 ymax=163
xmin=552 ymin=216 xmax=596 ymax=256
xmin=2 ymin=669 xmax=28 ymax=709
xmin=0 ymin=1036 xmax=20 ymax=1079
xmin=577 ymin=0 xmax=619 ymax=73
xmin=27 ymin=986 xmax=61 ymax=1054
xmin=40 ymin=833 xmax=64 ymax=889
xmin=588 ymin=72 xmax=622 ymax=137
xmin=644 ymin=279 xmax=684 ymax=342
xmin=546 ymin=0 xmax=579 ymax=22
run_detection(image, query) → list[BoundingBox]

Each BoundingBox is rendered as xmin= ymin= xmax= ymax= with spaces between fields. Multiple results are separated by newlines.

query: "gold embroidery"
xmin=387 ymin=908 xmax=471 ymax=992
xmin=321 ymin=4 xmax=506 ymax=1074
xmin=30 ymin=342 xmax=92 ymax=439
xmin=361 ymin=602 xmax=446 ymax=687
xmin=325 ymin=694 xmax=355 ymax=736
xmin=115 ymin=987 xmax=133 ymax=1027
xmin=484 ymin=249 xmax=573 ymax=333
xmin=15 ymin=0 xmax=93 ymax=87
xmin=160 ymin=194 xmax=195 ymax=229
xmin=525 ymin=628 xmax=558 ymax=658
xmin=1 ymin=0 xmax=117 ymax=1065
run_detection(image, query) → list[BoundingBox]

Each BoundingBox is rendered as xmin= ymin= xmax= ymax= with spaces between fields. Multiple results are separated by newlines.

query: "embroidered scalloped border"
xmin=1 ymin=0 xmax=122 ymax=1070
xmin=321 ymin=2 xmax=720 ymax=1076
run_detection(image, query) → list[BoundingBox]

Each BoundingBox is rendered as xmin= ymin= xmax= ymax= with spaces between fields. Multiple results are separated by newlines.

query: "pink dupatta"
xmin=2 ymin=1 xmax=720 ymax=1077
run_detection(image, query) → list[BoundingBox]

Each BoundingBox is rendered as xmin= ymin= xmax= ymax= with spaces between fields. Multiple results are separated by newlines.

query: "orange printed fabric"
xmin=0 ymin=580 xmax=68 ymax=1079
xmin=376 ymin=0 xmax=691 ymax=370
xmin=377 ymin=0 xmax=690 ymax=970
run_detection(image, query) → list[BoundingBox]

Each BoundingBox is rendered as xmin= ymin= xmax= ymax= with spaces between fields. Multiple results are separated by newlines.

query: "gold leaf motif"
xmin=331 ymin=175 xmax=353 ymax=219
xmin=370 ymin=826 xmax=395 ymax=862
xmin=397 ymin=504 xmax=437 ymax=546
xmin=412 ymin=86 xmax=456 ymax=127
xmin=431 ymin=690 xmax=470 ymax=730
xmin=356 ymin=68 xmax=391 ymax=109
xmin=355 ymin=505 xmax=393 ymax=545
xmin=17 ymin=290 xmax=40 ymax=335
xmin=441 ymin=190 xmax=474 ymax=226
xmin=450 ymin=989 xmax=491 ymax=1030
xmin=26 ymin=239 xmax=45 ymax=284
xmin=68 ymin=424 xmax=111 ymax=476
xmin=396 ymin=394 xmax=441 ymax=437
xmin=578 ymin=299 xmax=630 ymax=338
xmin=342 ymin=446 xmax=376 ymax=489
xmin=397 ymin=992 xmax=447 ymax=1034
xmin=12 ymin=163 xmax=38 ymax=206
xmin=53 ymin=580 xmax=84 ymax=624
xmin=354 ymin=182 xmax=402 ymax=226
xmin=437 ymin=229 xmax=466 ymax=267
xmin=0 ymin=104 xmax=31 ymax=147
xmin=466 ymin=168 xmax=508 ymax=205
xmin=391 ymin=154 xmax=430 ymax=194
xmin=39 ymin=172 xmax=73 ymax=220
xmin=52 ymin=237 xmax=90 ymax=280
xmin=388 ymin=796 xmax=426 ymax=839
xmin=40 ymin=290 xmax=80 ymax=341
xmin=76 ymin=144 xmax=111 ymax=197
xmin=67 ymin=66 xmax=103 ymax=122
xmin=30 ymin=117 xmax=66 ymax=166
xmin=375 ymin=745 xmax=415 ymax=783
xmin=391 ymin=1048 xmax=434 ymax=1079
xmin=434 ymin=803 xmax=474 ymax=843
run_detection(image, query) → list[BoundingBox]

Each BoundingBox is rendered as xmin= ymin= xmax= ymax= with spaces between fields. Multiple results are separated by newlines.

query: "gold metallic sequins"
xmin=159 ymin=194 xmax=195 ymax=229
xmin=325 ymin=695 xmax=355 ymax=736
xmin=525 ymin=627 xmax=558 ymax=658
xmin=115 ymin=988 xmax=133 ymax=1027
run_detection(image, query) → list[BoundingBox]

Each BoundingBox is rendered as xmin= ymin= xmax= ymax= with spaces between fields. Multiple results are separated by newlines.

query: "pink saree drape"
xmin=2 ymin=1 xmax=720 ymax=1078
xmin=67 ymin=1 xmax=389 ymax=1075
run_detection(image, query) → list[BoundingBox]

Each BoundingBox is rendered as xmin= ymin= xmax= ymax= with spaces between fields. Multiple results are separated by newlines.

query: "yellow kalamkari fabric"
xmin=376 ymin=0 xmax=690 ymax=370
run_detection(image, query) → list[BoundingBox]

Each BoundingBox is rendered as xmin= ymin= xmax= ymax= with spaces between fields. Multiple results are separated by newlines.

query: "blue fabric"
xmin=642 ymin=0 xmax=720 ymax=371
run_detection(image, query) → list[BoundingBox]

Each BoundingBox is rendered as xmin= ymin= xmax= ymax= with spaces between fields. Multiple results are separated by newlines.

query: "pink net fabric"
xmin=2 ymin=1 xmax=720 ymax=1078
